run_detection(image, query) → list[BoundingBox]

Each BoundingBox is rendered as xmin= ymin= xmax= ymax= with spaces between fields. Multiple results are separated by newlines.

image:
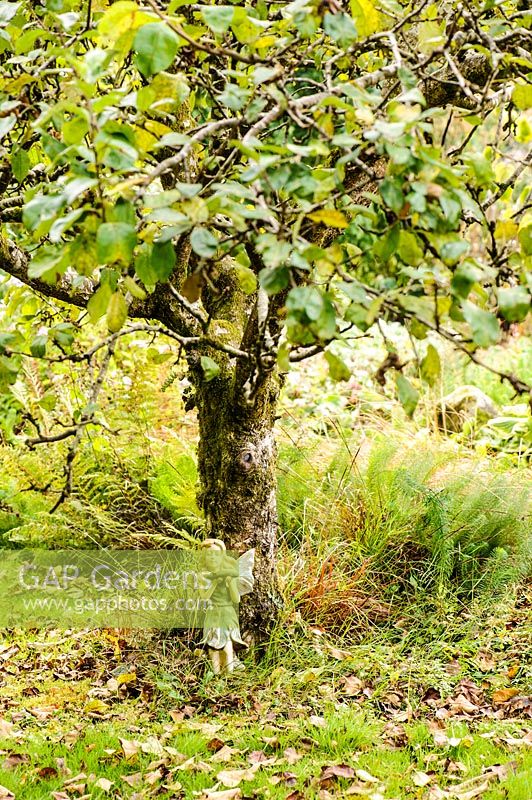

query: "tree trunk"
xmin=194 ymin=364 xmax=282 ymax=643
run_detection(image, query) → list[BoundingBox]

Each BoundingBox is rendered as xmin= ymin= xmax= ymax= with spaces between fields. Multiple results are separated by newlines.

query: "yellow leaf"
xmin=116 ymin=671 xmax=137 ymax=685
xmin=84 ymin=699 xmax=109 ymax=714
xmin=495 ymin=220 xmax=518 ymax=241
xmin=308 ymin=209 xmax=348 ymax=228
xmin=492 ymin=687 xmax=519 ymax=704
xmin=97 ymin=1 xmax=154 ymax=48
xmin=350 ymin=0 xmax=381 ymax=37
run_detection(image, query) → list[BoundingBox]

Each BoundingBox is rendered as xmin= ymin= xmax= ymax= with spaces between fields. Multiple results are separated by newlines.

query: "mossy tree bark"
xmin=194 ymin=368 xmax=281 ymax=641
xmin=185 ymin=261 xmax=283 ymax=643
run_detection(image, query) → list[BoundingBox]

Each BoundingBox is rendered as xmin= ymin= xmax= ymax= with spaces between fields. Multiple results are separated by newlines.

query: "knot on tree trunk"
xmin=236 ymin=433 xmax=274 ymax=474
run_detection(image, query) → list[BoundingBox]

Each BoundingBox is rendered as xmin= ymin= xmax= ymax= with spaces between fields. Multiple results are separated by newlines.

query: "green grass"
xmin=0 ymin=701 xmax=530 ymax=799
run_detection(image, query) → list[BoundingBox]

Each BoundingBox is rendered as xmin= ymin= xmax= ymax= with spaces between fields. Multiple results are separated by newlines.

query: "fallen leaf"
xmin=0 ymin=722 xmax=19 ymax=740
xmin=119 ymin=738 xmax=140 ymax=759
xmin=500 ymin=730 xmax=532 ymax=747
xmin=341 ymin=676 xmax=364 ymax=696
xmin=269 ymin=771 xmax=297 ymax=787
xmin=122 ymin=773 xmax=143 ymax=788
xmin=320 ymin=764 xmax=356 ymax=781
xmin=492 ymin=688 xmax=519 ymax=705
xmin=450 ymin=695 xmax=479 ymax=715
xmin=211 ymin=745 xmax=237 ymax=763
xmin=475 ymin=651 xmax=496 ymax=672
xmin=283 ymin=747 xmax=302 ymax=764
xmin=2 ymin=754 xmax=29 ymax=770
xmin=355 ymin=769 xmax=379 ymax=783
xmin=309 ymin=715 xmax=326 ymax=728
xmin=116 ymin=672 xmax=136 ymax=685
xmin=207 ymin=738 xmax=225 ymax=753
xmin=412 ymin=770 xmax=432 ymax=787
xmin=63 ymin=772 xmax=87 ymax=786
xmin=216 ymin=765 xmax=260 ymax=788
xmin=141 ymin=736 xmax=164 ymax=756
xmin=248 ymin=750 xmax=276 ymax=765
xmin=0 ymin=786 xmax=14 ymax=800
xmin=183 ymin=721 xmax=222 ymax=737
xmin=200 ymin=789 xmax=241 ymax=800
xmin=93 ymin=778 xmax=113 ymax=792
xmin=144 ymin=768 xmax=163 ymax=785
xmin=36 ymin=766 xmax=58 ymax=779
xmin=83 ymin=699 xmax=108 ymax=715
xmin=324 ymin=645 xmax=352 ymax=660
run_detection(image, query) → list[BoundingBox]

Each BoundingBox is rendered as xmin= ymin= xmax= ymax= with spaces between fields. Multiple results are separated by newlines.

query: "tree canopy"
xmin=0 ymin=0 xmax=531 ymax=473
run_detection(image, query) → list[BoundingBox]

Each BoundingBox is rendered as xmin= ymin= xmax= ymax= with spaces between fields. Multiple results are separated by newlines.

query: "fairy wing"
xmin=238 ymin=549 xmax=255 ymax=596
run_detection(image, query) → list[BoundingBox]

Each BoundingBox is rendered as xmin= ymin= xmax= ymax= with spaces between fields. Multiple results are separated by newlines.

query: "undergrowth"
xmin=0 ymin=421 xmax=529 ymax=640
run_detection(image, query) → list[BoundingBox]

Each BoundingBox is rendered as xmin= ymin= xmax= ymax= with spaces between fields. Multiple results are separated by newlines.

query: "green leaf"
xmin=325 ymin=351 xmax=350 ymax=381
xmin=30 ymin=334 xmax=47 ymax=359
xmin=106 ymin=291 xmax=128 ymax=333
xmin=27 ymin=247 xmax=68 ymax=281
xmin=133 ymin=23 xmax=180 ymax=77
xmin=190 ymin=227 xmax=218 ymax=258
xmin=110 ymin=199 xmax=136 ymax=225
xmin=134 ymin=241 xmax=176 ymax=286
xmin=200 ymin=355 xmax=220 ymax=382
xmin=252 ymin=65 xmax=280 ymax=85
xmin=151 ymin=240 xmax=177 ymax=280
xmin=259 ymin=266 xmax=289 ymax=295
xmin=97 ymin=223 xmax=137 ymax=265
xmin=396 ymin=373 xmax=419 ymax=417
xmin=417 ymin=20 xmax=445 ymax=54
xmin=0 ymin=114 xmax=15 ymax=140
xmin=123 ymin=275 xmax=147 ymax=300
xmin=420 ymin=344 xmax=441 ymax=386
xmin=451 ymin=262 xmax=482 ymax=298
xmin=38 ymin=393 xmax=57 ymax=412
xmin=518 ymin=220 xmax=532 ymax=256
xmin=497 ymin=287 xmax=531 ymax=323
xmin=137 ymin=71 xmax=190 ymax=112
xmin=51 ymin=323 xmax=75 ymax=349
xmin=218 ymin=83 xmax=249 ymax=111
xmin=233 ymin=263 xmax=257 ymax=294
xmin=88 ymin=284 xmax=113 ymax=323
xmin=397 ymin=230 xmax=424 ymax=266
xmin=462 ymin=301 xmax=500 ymax=347
xmin=375 ymin=223 xmax=400 ymax=261
xmin=0 ymin=2 xmax=20 ymax=25
xmin=10 ymin=149 xmax=30 ymax=183
xmin=512 ymin=83 xmax=532 ymax=111
xmin=23 ymin=194 xmax=64 ymax=233
xmin=324 ymin=12 xmax=357 ymax=46
xmin=439 ymin=238 xmax=469 ymax=265
xmin=201 ymin=5 xmax=234 ymax=34
xmin=409 ymin=318 xmax=428 ymax=340
xmin=380 ymin=179 xmax=404 ymax=214
xmin=287 ymin=286 xmax=323 ymax=321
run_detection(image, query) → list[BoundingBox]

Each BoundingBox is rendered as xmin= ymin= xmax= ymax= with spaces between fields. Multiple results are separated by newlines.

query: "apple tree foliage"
xmin=0 ymin=0 xmax=530 ymax=482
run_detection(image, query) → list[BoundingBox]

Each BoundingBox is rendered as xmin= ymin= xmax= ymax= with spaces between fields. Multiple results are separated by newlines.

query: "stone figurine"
xmin=199 ymin=538 xmax=255 ymax=674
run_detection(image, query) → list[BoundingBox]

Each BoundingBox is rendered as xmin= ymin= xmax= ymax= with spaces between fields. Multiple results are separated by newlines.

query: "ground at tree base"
xmin=0 ymin=588 xmax=530 ymax=800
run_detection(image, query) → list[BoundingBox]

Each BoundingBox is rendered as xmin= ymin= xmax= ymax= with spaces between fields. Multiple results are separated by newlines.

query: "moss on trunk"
xmin=193 ymin=363 xmax=281 ymax=642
